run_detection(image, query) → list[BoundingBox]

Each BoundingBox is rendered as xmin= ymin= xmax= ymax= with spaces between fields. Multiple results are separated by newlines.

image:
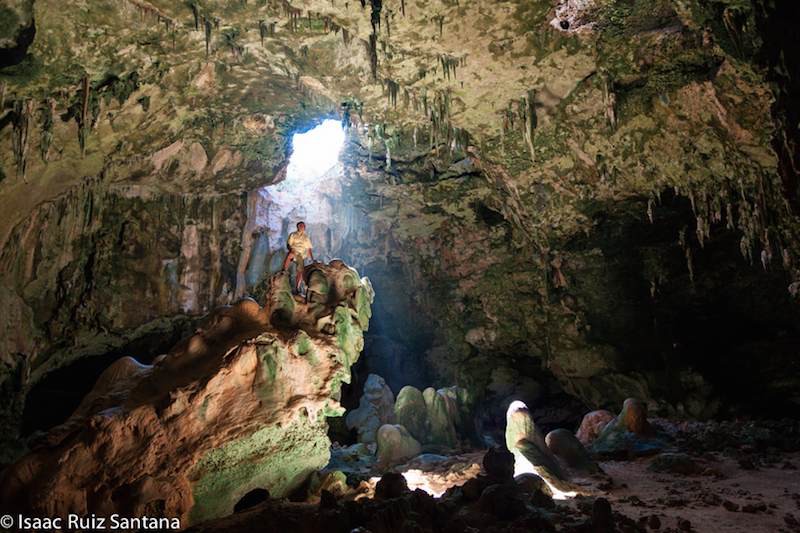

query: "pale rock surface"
xmin=345 ymin=373 xmax=395 ymax=444
xmin=375 ymin=423 xmax=422 ymax=467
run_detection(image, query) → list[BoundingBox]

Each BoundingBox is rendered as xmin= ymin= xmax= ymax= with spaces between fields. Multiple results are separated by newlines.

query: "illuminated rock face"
xmin=0 ymin=261 xmax=373 ymax=526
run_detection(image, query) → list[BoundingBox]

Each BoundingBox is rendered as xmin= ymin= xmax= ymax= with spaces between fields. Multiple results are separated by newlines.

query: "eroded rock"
xmin=376 ymin=423 xmax=422 ymax=467
xmin=505 ymin=401 xmax=576 ymax=494
xmin=346 ymin=373 xmax=395 ymax=444
xmin=0 ymin=261 xmax=373 ymax=526
xmin=394 ymin=385 xmax=429 ymax=442
xmin=592 ymin=398 xmax=666 ymax=458
xmin=545 ymin=428 xmax=600 ymax=473
xmin=576 ymin=409 xmax=615 ymax=445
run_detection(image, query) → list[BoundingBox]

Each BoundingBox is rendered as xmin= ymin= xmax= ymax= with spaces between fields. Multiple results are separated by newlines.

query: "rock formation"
xmin=576 ymin=409 xmax=616 ymax=445
xmin=375 ymin=423 xmax=422 ymax=467
xmin=504 ymin=400 xmax=574 ymax=494
xmin=591 ymin=398 xmax=666 ymax=458
xmin=394 ymin=385 xmax=429 ymax=443
xmin=345 ymin=373 xmax=395 ymax=444
xmin=1 ymin=0 xmax=800 ymax=483
xmin=545 ymin=428 xmax=600 ymax=474
xmin=0 ymin=261 xmax=373 ymax=526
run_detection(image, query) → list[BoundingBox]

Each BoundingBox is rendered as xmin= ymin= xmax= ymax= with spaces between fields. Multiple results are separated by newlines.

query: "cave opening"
xmin=244 ymin=119 xmax=348 ymax=285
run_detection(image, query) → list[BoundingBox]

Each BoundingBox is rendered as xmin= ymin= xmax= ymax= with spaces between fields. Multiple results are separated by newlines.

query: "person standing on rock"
xmin=281 ymin=221 xmax=314 ymax=293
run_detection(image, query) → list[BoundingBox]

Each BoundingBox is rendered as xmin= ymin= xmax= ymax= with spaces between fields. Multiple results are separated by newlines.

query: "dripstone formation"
xmin=0 ymin=261 xmax=373 ymax=526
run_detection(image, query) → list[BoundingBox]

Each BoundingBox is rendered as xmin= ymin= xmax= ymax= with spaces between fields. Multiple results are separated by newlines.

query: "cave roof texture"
xmin=1 ymin=0 xmax=800 ymax=462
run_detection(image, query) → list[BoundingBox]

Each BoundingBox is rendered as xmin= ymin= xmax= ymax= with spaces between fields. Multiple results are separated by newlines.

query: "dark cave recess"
xmin=21 ymin=317 xmax=196 ymax=436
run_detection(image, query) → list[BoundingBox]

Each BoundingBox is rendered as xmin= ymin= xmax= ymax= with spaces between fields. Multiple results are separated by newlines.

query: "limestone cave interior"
xmin=1 ymin=0 xmax=799 ymax=531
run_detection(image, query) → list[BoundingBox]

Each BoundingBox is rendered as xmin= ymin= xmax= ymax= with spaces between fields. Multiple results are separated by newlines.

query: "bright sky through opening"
xmin=285 ymin=119 xmax=345 ymax=183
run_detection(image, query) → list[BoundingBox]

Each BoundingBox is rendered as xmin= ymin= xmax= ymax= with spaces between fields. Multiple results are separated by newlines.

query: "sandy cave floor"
xmin=575 ymin=452 xmax=800 ymax=532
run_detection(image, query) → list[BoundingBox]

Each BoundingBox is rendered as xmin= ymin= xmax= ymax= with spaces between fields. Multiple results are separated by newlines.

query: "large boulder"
xmin=425 ymin=387 xmax=458 ymax=448
xmin=505 ymin=401 xmax=574 ymax=494
xmin=394 ymin=385 xmax=428 ymax=442
xmin=576 ymin=410 xmax=615 ymax=445
xmin=376 ymin=424 xmax=422 ymax=467
xmin=545 ymin=428 xmax=600 ymax=474
xmin=345 ymin=373 xmax=395 ymax=444
xmin=0 ymin=262 xmax=373 ymax=526
xmin=591 ymin=398 xmax=666 ymax=458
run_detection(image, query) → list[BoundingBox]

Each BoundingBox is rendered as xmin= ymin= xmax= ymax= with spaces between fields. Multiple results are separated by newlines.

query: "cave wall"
xmin=0 ymin=181 xmax=247 ymax=461
xmin=1 ymin=0 xmax=800 ymax=467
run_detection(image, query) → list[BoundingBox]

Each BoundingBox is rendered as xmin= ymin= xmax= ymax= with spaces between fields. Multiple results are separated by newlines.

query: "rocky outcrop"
xmin=375 ymin=423 xmax=422 ymax=467
xmin=591 ymin=398 xmax=666 ymax=458
xmin=394 ymin=385 xmax=429 ymax=442
xmin=1 ymin=0 xmax=800 ymax=460
xmin=0 ymin=184 xmax=248 ymax=462
xmin=545 ymin=428 xmax=599 ymax=474
xmin=576 ymin=409 xmax=615 ymax=445
xmin=505 ymin=401 xmax=574 ymax=494
xmin=345 ymin=373 xmax=395 ymax=444
xmin=0 ymin=261 xmax=373 ymax=526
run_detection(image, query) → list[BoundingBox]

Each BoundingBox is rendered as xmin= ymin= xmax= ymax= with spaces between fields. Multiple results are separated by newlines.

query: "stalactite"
xmin=288 ymin=7 xmax=301 ymax=32
xmin=367 ymin=34 xmax=378 ymax=79
xmin=12 ymin=99 xmax=33 ymax=180
xmin=222 ymin=28 xmax=244 ymax=60
xmin=522 ymin=89 xmax=537 ymax=163
xmin=79 ymin=76 xmax=90 ymax=157
xmin=603 ymin=75 xmax=617 ymax=131
xmin=696 ymin=216 xmax=706 ymax=248
xmin=435 ymin=14 xmax=444 ymax=37
xmin=342 ymin=28 xmax=350 ymax=45
xmin=189 ymin=1 xmax=199 ymax=30
xmin=440 ymin=55 xmax=459 ymax=80
xmin=726 ymin=202 xmax=735 ymax=230
xmin=386 ymin=79 xmax=399 ymax=108
xmin=259 ymin=20 xmax=268 ymax=44
xmin=39 ymin=98 xmax=55 ymax=163
xmin=370 ymin=0 xmax=382 ymax=33
xmin=401 ymin=0 xmax=405 ymax=16
xmin=204 ymin=18 xmax=212 ymax=56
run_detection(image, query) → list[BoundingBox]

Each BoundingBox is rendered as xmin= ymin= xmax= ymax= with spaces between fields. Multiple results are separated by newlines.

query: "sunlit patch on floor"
xmin=507 ymin=400 xmax=579 ymax=500
xmin=367 ymin=453 xmax=483 ymax=498
xmin=511 ymin=451 xmax=579 ymax=500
